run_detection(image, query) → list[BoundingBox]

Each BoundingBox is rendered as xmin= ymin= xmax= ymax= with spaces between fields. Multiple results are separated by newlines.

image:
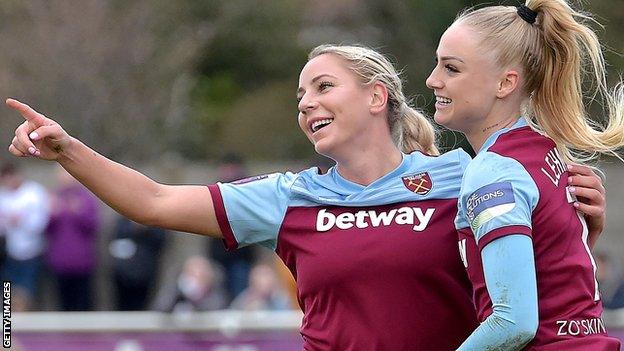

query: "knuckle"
xmin=591 ymin=189 xmax=601 ymax=198
xmin=591 ymin=178 xmax=600 ymax=187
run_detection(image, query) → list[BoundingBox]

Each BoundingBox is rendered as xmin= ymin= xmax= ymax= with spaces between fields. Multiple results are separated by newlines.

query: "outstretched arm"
xmin=6 ymin=98 xmax=222 ymax=238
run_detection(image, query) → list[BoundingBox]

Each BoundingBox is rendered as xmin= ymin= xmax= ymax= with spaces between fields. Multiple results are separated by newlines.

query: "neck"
xmin=466 ymin=106 xmax=522 ymax=153
xmin=334 ymin=142 xmax=403 ymax=186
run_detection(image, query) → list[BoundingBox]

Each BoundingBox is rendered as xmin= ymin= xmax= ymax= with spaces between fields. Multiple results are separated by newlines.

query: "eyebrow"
xmin=438 ymin=55 xmax=465 ymax=63
xmin=296 ymin=74 xmax=338 ymax=97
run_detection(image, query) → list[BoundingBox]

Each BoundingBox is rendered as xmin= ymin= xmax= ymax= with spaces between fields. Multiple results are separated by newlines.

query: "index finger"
xmin=5 ymin=98 xmax=46 ymax=125
xmin=567 ymin=164 xmax=602 ymax=178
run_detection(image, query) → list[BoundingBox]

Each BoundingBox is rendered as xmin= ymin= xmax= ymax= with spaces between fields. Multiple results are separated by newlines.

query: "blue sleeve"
xmin=453 ymin=149 xmax=473 ymax=232
xmin=456 ymin=234 xmax=539 ymax=351
xmin=214 ymin=172 xmax=297 ymax=250
xmin=459 ymin=152 xmax=539 ymax=247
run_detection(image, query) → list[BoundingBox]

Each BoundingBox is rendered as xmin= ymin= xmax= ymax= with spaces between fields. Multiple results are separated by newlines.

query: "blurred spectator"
xmin=0 ymin=162 xmax=50 ymax=311
xmin=230 ymin=262 xmax=293 ymax=311
xmin=209 ymin=153 xmax=257 ymax=302
xmin=152 ymin=255 xmax=227 ymax=312
xmin=109 ymin=217 xmax=166 ymax=311
xmin=45 ymin=165 xmax=100 ymax=311
xmin=596 ymin=251 xmax=624 ymax=309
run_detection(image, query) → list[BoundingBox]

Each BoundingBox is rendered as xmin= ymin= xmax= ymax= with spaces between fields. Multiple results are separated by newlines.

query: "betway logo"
xmin=316 ymin=207 xmax=435 ymax=232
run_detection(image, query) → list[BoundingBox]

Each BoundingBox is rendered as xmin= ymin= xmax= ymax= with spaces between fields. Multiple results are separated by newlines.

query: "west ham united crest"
xmin=402 ymin=172 xmax=432 ymax=195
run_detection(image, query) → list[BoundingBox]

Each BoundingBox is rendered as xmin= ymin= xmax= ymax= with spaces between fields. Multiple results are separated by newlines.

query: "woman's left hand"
xmin=567 ymin=164 xmax=605 ymax=248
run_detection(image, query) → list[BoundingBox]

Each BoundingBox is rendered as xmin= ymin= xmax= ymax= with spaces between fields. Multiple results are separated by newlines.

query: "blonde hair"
xmin=456 ymin=0 xmax=624 ymax=164
xmin=308 ymin=44 xmax=439 ymax=155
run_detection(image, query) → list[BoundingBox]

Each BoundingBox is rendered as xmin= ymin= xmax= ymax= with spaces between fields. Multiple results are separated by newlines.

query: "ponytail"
xmin=526 ymin=0 xmax=624 ymax=163
xmin=397 ymin=103 xmax=439 ymax=155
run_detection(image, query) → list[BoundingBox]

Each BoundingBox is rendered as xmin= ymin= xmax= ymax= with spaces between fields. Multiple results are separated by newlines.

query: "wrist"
xmin=56 ymin=137 xmax=79 ymax=165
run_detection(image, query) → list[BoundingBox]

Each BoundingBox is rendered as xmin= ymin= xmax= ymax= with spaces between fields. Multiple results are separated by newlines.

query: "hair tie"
xmin=517 ymin=5 xmax=537 ymax=24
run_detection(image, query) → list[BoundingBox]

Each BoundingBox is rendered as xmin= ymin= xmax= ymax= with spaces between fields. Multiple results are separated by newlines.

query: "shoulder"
xmin=221 ymin=169 xmax=308 ymax=191
xmin=403 ymin=149 xmax=471 ymax=199
xmin=407 ymin=148 xmax=471 ymax=174
xmin=468 ymin=149 xmax=519 ymax=174
xmin=410 ymin=147 xmax=471 ymax=163
xmin=465 ymin=149 xmax=536 ymax=189
xmin=461 ymin=149 xmax=540 ymax=222
xmin=487 ymin=126 xmax=555 ymax=162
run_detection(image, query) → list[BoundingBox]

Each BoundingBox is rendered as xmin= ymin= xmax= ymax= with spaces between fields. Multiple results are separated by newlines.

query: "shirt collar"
xmin=478 ymin=117 xmax=528 ymax=153
xmin=328 ymin=152 xmax=409 ymax=191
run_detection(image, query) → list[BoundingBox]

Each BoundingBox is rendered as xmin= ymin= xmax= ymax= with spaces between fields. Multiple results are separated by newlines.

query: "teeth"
xmin=436 ymin=96 xmax=452 ymax=104
xmin=312 ymin=118 xmax=334 ymax=132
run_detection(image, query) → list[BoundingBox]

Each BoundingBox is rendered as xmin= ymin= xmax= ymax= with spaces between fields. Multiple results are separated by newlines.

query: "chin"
xmin=314 ymin=142 xmax=330 ymax=157
xmin=313 ymin=139 xmax=337 ymax=159
xmin=435 ymin=111 xmax=466 ymax=132
xmin=433 ymin=111 xmax=452 ymax=128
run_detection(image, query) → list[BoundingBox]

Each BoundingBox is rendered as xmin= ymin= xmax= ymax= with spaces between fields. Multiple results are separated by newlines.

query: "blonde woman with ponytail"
xmin=428 ymin=0 xmax=622 ymax=349
xmin=5 ymin=42 xmax=605 ymax=349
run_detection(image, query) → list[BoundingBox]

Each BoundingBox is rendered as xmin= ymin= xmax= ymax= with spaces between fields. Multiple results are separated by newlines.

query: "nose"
xmin=426 ymin=69 xmax=443 ymax=90
xmin=298 ymin=94 xmax=318 ymax=114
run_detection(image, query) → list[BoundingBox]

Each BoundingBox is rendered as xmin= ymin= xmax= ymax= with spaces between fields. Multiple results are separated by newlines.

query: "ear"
xmin=496 ymin=70 xmax=520 ymax=99
xmin=369 ymin=81 xmax=389 ymax=114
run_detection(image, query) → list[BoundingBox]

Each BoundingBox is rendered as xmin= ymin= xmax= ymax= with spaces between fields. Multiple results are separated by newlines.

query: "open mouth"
xmin=436 ymin=96 xmax=452 ymax=106
xmin=311 ymin=118 xmax=334 ymax=133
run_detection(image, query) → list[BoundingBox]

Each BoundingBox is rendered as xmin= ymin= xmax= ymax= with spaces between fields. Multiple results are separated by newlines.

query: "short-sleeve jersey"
xmin=455 ymin=119 xmax=620 ymax=350
xmin=209 ymin=150 xmax=479 ymax=351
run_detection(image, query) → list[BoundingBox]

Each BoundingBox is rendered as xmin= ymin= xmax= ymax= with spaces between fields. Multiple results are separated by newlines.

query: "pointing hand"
xmin=6 ymin=98 xmax=72 ymax=161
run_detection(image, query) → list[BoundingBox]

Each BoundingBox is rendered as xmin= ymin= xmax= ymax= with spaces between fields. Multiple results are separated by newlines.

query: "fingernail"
xmin=34 ymin=150 xmax=41 ymax=157
xmin=567 ymin=165 xmax=573 ymax=170
xmin=569 ymin=187 xmax=576 ymax=193
xmin=28 ymin=147 xmax=36 ymax=155
xmin=573 ymin=202 xmax=579 ymax=208
xmin=29 ymin=132 xmax=39 ymax=140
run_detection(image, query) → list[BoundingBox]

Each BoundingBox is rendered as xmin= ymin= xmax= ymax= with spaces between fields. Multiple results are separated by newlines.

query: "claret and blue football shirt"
xmin=209 ymin=150 xmax=478 ymax=351
xmin=456 ymin=118 xmax=620 ymax=350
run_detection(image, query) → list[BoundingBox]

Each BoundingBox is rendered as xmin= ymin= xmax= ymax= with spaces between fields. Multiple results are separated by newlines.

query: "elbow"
xmin=127 ymin=185 xmax=164 ymax=228
xmin=511 ymin=316 xmax=538 ymax=346
xmin=139 ymin=201 xmax=163 ymax=228
xmin=487 ymin=311 xmax=538 ymax=348
xmin=140 ymin=212 xmax=160 ymax=228
xmin=514 ymin=326 xmax=537 ymax=346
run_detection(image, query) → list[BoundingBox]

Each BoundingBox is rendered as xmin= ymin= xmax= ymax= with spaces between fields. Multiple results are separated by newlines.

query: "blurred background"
xmin=0 ymin=0 xmax=623 ymax=350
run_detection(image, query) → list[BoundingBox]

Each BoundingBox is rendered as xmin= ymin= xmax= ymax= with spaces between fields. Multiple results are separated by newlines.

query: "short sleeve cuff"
xmin=207 ymin=184 xmax=239 ymax=251
xmin=478 ymin=225 xmax=532 ymax=251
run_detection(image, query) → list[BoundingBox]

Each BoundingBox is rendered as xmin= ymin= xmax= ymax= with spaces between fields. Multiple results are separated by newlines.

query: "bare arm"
xmin=6 ymin=98 xmax=222 ymax=238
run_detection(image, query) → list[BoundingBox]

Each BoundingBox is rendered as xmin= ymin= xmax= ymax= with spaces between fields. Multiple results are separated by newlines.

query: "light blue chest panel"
xmin=217 ymin=149 xmax=472 ymax=250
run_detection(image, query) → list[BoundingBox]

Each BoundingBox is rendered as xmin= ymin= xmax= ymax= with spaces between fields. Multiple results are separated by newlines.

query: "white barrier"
xmin=12 ymin=309 xmax=624 ymax=332
xmin=13 ymin=310 xmax=304 ymax=333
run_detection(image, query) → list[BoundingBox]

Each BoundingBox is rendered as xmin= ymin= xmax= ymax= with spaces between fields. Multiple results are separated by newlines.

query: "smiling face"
xmin=297 ymin=54 xmax=374 ymax=159
xmin=426 ymin=23 xmax=503 ymax=134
